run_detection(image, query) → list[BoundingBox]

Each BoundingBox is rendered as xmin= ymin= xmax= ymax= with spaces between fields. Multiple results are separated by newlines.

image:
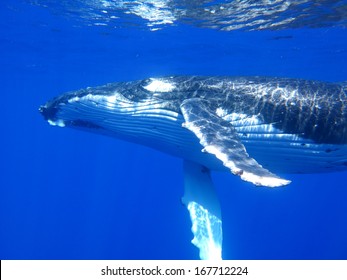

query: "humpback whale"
xmin=40 ymin=76 xmax=347 ymax=259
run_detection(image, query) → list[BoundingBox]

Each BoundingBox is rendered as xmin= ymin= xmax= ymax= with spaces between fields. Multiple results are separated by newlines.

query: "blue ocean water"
xmin=0 ymin=0 xmax=347 ymax=260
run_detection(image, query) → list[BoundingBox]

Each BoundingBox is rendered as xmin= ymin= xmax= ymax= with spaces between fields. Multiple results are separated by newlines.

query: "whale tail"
xmin=182 ymin=160 xmax=223 ymax=260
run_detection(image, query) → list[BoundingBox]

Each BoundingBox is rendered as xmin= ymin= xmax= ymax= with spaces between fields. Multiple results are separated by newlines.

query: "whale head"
xmin=39 ymin=78 xmax=221 ymax=167
xmin=39 ymin=78 xmax=181 ymax=128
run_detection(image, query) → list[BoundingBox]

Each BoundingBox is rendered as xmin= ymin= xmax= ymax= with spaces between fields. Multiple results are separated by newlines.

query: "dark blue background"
xmin=1 ymin=0 xmax=347 ymax=259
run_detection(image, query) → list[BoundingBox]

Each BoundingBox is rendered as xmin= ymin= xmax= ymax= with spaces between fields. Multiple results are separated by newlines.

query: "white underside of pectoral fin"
xmin=182 ymin=160 xmax=222 ymax=260
xmin=203 ymin=145 xmax=290 ymax=187
xmin=239 ymin=171 xmax=291 ymax=187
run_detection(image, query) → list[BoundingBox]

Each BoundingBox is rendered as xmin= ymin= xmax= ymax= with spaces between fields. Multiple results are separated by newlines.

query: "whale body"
xmin=40 ymin=76 xmax=347 ymax=259
xmin=40 ymin=76 xmax=347 ymax=186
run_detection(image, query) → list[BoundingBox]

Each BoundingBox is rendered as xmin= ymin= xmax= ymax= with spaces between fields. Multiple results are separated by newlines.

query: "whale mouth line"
xmin=65 ymin=119 xmax=105 ymax=130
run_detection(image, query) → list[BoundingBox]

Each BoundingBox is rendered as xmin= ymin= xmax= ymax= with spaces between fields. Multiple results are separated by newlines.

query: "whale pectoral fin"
xmin=182 ymin=160 xmax=222 ymax=260
xmin=180 ymin=98 xmax=290 ymax=187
